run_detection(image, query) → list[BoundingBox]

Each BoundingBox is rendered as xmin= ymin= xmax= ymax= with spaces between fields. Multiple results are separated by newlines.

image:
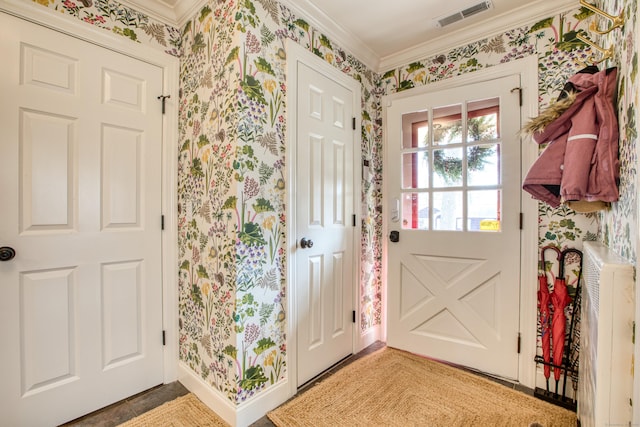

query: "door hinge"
xmin=352 ymin=117 xmax=356 ymax=130
xmin=519 ymin=212 xmax=523 ymax=230
xmin=633 ymin=321 xmax=636 ymax=345
xmin=157 ymin=95 xmax=170 ymax=114
xmin=161 ymin=215 xmax=165 ymax=230
xmin=162 ymin=330 xmax=166 ymax=346
xmin=352 ymin=310 xmax=356 ymax=323
xmin=517 ymin=332 xmax=521 ymax=354
xmin=352 ymin=214 xmax=356 ymax=227
xmin=510 ymin=87 xmax=522 ymax=106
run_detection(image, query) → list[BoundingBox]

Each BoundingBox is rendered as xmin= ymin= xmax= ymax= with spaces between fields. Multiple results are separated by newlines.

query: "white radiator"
xmin=578 ymin=241 xmax=634 ymax=427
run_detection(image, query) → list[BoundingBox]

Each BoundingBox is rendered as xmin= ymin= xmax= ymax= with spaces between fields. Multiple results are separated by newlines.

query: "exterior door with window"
xmin=385 ymin=75 xmax=522 ymax=379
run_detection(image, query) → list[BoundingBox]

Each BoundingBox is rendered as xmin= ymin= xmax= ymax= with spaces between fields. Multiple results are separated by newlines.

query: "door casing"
xmin=286 ymin=40 xmax=364 ymax=397
xmin=382 ymin=56 xmax=539 ymax=388
xmin=0 ymin=0 xmax=180 ymax=385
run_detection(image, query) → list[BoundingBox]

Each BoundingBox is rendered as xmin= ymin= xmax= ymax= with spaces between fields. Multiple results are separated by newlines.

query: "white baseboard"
xmin=177 ymin=362 xmax=292 ymax=427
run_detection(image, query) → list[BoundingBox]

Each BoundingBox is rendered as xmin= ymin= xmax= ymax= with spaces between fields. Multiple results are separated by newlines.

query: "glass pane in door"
xmin=433 ymin=191 xmax=462 ymax=231
xmin=467 ymin=144 xmax=500 ymax=186
xmin=402 ymin=192 xmax=429 ymax=230
xmin=468 ymin=190 xmax=501 ymax=232
xmin=433 ymin=104 xmax=462 ymax=146
xmin=467 ymin=98 xmax=499 ymax=142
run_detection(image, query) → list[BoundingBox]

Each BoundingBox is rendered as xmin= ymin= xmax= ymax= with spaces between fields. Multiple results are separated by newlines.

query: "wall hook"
xmin=579 ymin=0 xmax=625 ymax=34
xmin=576 ymin=34 xmax=613 ymax=65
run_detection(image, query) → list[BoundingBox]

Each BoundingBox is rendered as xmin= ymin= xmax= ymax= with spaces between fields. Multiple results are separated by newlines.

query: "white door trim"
xmin=382 ymin=55 xmax=539 ymax=388
xmin=0 ymin=0 xmax=180 ymax=385
xmin=286 ymin=40 xmax=362 ymax=398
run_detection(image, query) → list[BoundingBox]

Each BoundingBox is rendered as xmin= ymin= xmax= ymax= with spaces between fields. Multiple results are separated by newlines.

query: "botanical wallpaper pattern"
xmin=597 ymin=0 xmax=638 ymax=263
xmin=25 ymin=0 xmax=638 ymax=406
xmin=177 ymin=0 xmax=380 ymax=403
xmin=30 ymin=0 xmax=181 ymax=56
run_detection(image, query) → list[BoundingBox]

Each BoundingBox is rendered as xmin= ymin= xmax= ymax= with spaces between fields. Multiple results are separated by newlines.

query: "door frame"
xmin=286 ymin=40 xmax=362 ymax=397
xmin=382 ymin=56 xmax=539 ymax=388
xmin=0 ymin=0 xmax=180 ymax=384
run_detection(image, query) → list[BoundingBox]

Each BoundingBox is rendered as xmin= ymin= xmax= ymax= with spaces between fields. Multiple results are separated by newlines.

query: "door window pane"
xmin=468 ymin=190 xmax=501 ymax=232
xmin=402 ymin=152 xmax=429 ymax=189
xmin=433 ymin=148 xmax=463 ymax=187
xmin=402 ymin=112 xmax=428 ymax=149
xmin=402 ymin=192 xmax=429 ymax=230
xmin=467 ymin=98 xmax=499 ymax=142
xmin=467 ymin=144 xmax=499 ymax=186
xmin=433 ymin=191 xmax=462 ymax=231
xmin=433 ymin=104 xmax=462 ymax=146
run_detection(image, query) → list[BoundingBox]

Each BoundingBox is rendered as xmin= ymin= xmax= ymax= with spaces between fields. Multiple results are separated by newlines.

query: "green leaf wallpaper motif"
xmin=29 ymin=0 xmax=637 ymax=408
xmin=176 ymin=0 xmax=382 ymax=403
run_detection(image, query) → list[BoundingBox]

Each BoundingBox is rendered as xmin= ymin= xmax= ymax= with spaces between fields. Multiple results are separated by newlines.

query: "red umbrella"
xmin=538 ymin=246 xmax=560 ymax=391
xmin=551 ymin=250 xmax=573 ymax=394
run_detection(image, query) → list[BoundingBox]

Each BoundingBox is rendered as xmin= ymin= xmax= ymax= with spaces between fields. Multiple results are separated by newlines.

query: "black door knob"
xmin=300 ymin=238 xmax=314 ymax=249
xmin=0 ymin=246 xmax=16 ymax=261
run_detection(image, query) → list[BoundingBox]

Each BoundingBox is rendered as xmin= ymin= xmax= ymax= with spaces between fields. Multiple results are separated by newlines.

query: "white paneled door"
xmin=385 ymin=75 xmax=522 ymax=380
xmin=0 ymin=13 xmax=164 ymax=426
xmin=295 ymin=60 xmax=356 ymax=386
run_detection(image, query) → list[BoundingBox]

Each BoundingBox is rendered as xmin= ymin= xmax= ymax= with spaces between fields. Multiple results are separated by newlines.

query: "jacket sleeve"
xmin=560 ymin=95 xmax=598 ymax=201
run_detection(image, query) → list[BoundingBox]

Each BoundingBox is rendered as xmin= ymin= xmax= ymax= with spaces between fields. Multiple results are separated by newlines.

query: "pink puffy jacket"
xmin=522 ymin=67 xmax=619 ymax=208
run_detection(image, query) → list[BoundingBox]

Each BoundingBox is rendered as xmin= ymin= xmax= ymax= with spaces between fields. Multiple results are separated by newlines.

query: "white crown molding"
xmin=378 ymin=0 xmax=576 ymax=72
xmin=117 ymin=0 xmax=206 ymax=28
xmin=172 ymin=0 xmax=207 ymax=27
xmin=114 ymin=0 xmax=575 ymax=73
xmin=278 ymin=0 xmax=380 ymax=71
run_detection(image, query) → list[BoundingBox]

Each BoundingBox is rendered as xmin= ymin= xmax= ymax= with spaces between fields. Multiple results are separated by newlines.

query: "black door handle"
xmin=0 ymin=246 xmax=16 ymax=261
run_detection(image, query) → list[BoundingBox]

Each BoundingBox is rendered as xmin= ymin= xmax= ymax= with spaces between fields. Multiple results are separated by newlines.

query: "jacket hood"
xmin=520 ymin=65 xmax=599 ymax=137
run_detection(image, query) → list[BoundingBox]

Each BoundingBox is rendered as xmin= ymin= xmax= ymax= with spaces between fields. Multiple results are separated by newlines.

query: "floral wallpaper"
xmin=30 ymin=0 xmax=181 ymax=56
xmin=597 ymin=0 xmax=638 ymax=263
xmin=23 ymin=0 xmax=638 ymax=407
xmin=177 ymin=0 xmax=380 ymax=404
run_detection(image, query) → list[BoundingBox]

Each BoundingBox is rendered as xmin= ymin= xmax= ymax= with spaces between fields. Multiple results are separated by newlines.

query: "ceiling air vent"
xmin=436 ymin=1 xmax=493 ymax=27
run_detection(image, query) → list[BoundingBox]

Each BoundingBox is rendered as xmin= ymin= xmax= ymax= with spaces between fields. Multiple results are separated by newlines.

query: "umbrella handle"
xmin=560 ymin=248 xmax=583 ymax=278
xmin=541 ymin=246 xmax=562 ymax=275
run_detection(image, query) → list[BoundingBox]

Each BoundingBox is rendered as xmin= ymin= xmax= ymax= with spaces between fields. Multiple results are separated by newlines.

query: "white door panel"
xmin=0 ymin=12 xmax=164 ymax=426
xmin=386 ymin=75 xmax=522 ymax=380
xmin=295 ymin=61 xmax=355 ymax=386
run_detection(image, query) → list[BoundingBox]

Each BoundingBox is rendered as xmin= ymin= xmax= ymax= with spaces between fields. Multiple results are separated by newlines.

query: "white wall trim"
xmin=286 ymin=39 xmax=365 ymax=396
xmin=381 ymin=55 xmax=539 ymax=388
xmin=117 ymin=0 xmax=206 ymax=29
xmin=278 ymin=0 xmax=574 ymax=73
xmin=278 ymin=0 xmax=379 ymax=71
xmin=379 ymin=0 xmax=575 ymax=72
xmin=178 ymin=362 xmax=290 ymax=427
xmin=1 ymin=0 xmax=180 ymax=387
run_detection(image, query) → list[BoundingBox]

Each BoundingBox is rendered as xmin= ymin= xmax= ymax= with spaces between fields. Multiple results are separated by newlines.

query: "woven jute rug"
xmin=117 ymin=393 xmax=229 ymax=427
xmin=268 ymin=347 xmax=577 ymax=427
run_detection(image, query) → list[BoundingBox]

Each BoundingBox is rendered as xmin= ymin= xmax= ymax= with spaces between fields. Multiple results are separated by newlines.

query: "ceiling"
xmin=120 ymin=0 xmax=575 ymax=71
